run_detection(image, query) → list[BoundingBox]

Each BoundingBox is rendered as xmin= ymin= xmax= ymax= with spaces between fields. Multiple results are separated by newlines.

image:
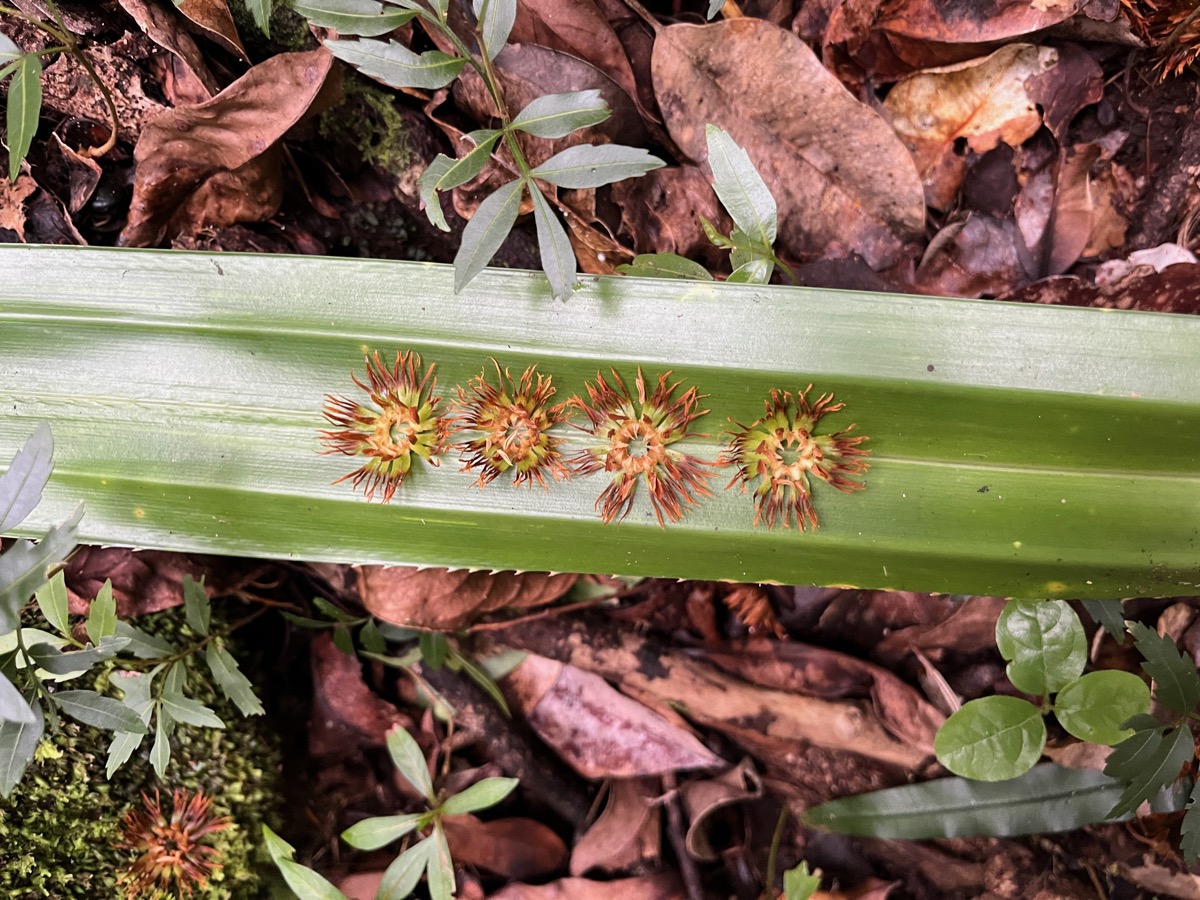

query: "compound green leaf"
xmin=529 ymin=144 xmax=665 ymax=189
xmin=324 ymin=38 xmax=465 ymax=89
xmin=0 ymin=676 xmax=40 ymax=797
xmin=183 ymin=574 xmax=211 ymax=635
xmin=803 ymin=763 xmax=1126 ymax=839
xmin=0 ymin=505 xmax=81 ymax=634
xmin=1105 ymin=724 xmax=1193 ymax=818
xmin=205 ymin=642 xmax=265 ymax=716
xmin=1081 ymin=598 xmax=1127 ymax=639
xmin=510 ymin=90 xmax=610 ymax=138
xmin=1128 ymin=621 xmax=1200 ymax=715
xmin=996 ymin=598 xmax=1086 ymax=696
xmin=1053 ymin=670 xmax=1150 ymax=745
xmin=160 ymin=690 xmax=225 ymax=729
xmin=113 ymin=620 xmax=174 ymax=658
xmin=150 ymin=708 xmax=172 ymax=777
xmin=705 ymin=124 xmax=777 ymax=247
xmin=934 ymin=695 xmax=1046 ymax=781
xmin=34 ymin=569 xmax=70 ymax=637
xmin=292 ymin=0 xmax=417 ymax=36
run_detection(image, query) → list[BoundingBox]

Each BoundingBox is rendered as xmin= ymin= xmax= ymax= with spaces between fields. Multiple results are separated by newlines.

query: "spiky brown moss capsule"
xmin=569 ymin=368 xmax=715 ymax=526
xmin=116 ymin=788 xmax=231 ymax=899
xmin=723 ymin=386 xmax=869 ymax=530
xmin=450 ymin=360 xmax=569 ymax=489
xmin=320 ymin=351 xmax=447 ymax=502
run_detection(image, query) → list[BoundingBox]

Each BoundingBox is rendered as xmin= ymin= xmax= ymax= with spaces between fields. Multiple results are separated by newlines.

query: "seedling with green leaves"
xmin=294 ymin=0 xmax=664 ymax=300
xmin=265 ymin=723 xmax=518 ymax=899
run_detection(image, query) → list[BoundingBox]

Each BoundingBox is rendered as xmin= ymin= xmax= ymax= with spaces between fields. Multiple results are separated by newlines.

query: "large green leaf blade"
xmin=804 ymin=763 xmax=1127 ymax=839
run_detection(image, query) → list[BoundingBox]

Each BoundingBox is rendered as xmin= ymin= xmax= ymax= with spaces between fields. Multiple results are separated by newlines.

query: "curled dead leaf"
xmin=570 ymin=779 xmax=661 ymax=876
xmin=357 ymin=566 xmax=577 ymax=631
xmin=176 ymin=0 xmax=249 ymax=61
xmin=443 ymin=814 xmax=568 ymax=880
xmin=652 ymin=18 xmax=924 ymax=268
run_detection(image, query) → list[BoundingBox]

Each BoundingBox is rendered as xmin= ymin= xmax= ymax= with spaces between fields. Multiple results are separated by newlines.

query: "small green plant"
xmin=265 ymin=724 xmax=518 ymax=899
xmin=783 ymin=861 xmax=821 ymax=900
xmin=292 ymin=0 xmax=665 ymax=300
xmin=933 ymin=598 xmax=1150 ymax=782
xmin=618 ymin=124 xmax=794 ymax=285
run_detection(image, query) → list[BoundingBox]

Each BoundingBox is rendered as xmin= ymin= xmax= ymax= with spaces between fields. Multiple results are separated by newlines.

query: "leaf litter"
xmin=3 ymin=0 xmax=1200 ymax=896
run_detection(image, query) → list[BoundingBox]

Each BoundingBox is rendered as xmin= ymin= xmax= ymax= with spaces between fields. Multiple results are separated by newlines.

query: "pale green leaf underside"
xmin=1 ymin=246 xmax=1199 ymax=599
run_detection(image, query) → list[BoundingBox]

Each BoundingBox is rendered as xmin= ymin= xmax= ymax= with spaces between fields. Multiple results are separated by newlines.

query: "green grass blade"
xmin=1 ymin=246 xmax=1198 ymax=598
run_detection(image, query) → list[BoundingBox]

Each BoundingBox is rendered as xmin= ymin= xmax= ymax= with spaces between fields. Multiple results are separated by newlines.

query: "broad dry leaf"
xmin=177 ymin=0 xmax=249 ymax=61
xmin=119 ymin=0 xmax=219 ymax=101
xmin=652 ymin=18 xmax=924 ymax=268
xmin=915 ymin=214 xmax=1027 ymax=298
xmin=443 ymin=814 xmax=569 ymax=879
xmin=1000 ymin=265 xmax=1200 ymax=315
xmin=120 ymin=48 xmax=339 ymax=246
xmin=877 ymin=0 xmax=1089 ymax=44
xmin=609 ymin=164 xmax=730 ymax=268
xmin=1024 ymin=43 xmax=1103 ymax=142
xmin=504 ymin=653 xmax=723 ymax=778
xmin=309 ymin=632 xmax=409 ymax=759
xmin=0 ymin=174 xmax=38 ymax=241
xmin=488 ymin=873 xmax=685 ymax=900
xmin=357 ymin=566 xmax=576 ymax=630
xmin=570 ymin=778 xmax=661 ymax=875
xmin=884 ymin=44 xmax=1058 ymax=209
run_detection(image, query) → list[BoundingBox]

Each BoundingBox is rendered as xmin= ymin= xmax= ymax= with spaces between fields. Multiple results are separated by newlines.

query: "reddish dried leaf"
xmin=652 ymin=18 xmax=924 ymax=268
xmin=999 ymin=264 xmax=1200 ymax=315
xmin=443 ymin=814 xmax=568 ymax=880
xmin=46 ymin=135 xmax=102 ymax=215
xmin=176 ymin=0 xmax=249 ymax=61
xmin=309 ymin=631 xmax=409 ymax=759
xmin=1024 ymin=43 xmax=1103 ymax=142
xmin=119 ymin=0 xmax=219 ymax=102
xmin=120 ymin=48 xmax=340 ymax=247
xmin=357 ymin=566 xmax=576 ymax=630
xmin=570 ymin=779 xmax=661 ymax=876
xmin=874 ymin=595 xmax=1007 ymax=665
xmin=877 ymin=0 xmax=1089 ymax=44
xmin=504 ymin=653 xmax=723 ymax=779
xmin=487 ymin=873 xmax=685 ymax=900
xmin=609 ymin=164 xmax=729 ymax=268
xmin=916 ymin=214 xmax=1027 ymax=298
xmin=0 ymin=174 xmax=38 ymax=241
xmin=679 ymin=758 xmax=763 ymax=861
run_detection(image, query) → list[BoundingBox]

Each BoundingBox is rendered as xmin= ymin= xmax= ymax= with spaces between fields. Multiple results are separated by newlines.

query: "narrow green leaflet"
xmin=427 ymin=825 xmax=456 ymax=900
xmin=379 ymin=840 xmax=432 ymax=900
xmin=292 ymin=0 xmax=417 ymax=36
xmin=439 ymin=776 xmax=518 ymax=815
xmin=244 ymin=0 xmax=271 ymax=36
xmin=205 ymin=642 xmax=265 ymax=716
xmin=263 ymin=825 xmax=351 ymax=900
xmin=707 ymin=0 xmax=726 ymax=18
xmin=804 ymin=763 xmax=1126 ymax=839
xmin=52 ymin=689 xmax=148 ymax=732
xmin=727 ymin=256 xmax=773 ymax=284
xmin=341 ymin=812 xmax=424 ymax=850
xmin=0 ymin=32 xmax=22 ymax=62
xmin=0 ymin=692 xmax=41 ymax=796
xmin=113 ymin=619 xmax=174 ymax=658
xmin=1053 ymin=670 xmax=1150 ymax=745
xmin=530 ymin=189 xmax=577 ymax=301
xmin=34 ymin=569 xmax=70 ymax=637
xmin=1105 ymin=724 xmax=1194 ymax=818
xmin=510 ymin=90 xmax=610 ymax=139
xmin=784 ymin=862 xmax=822 ymax=900
xmin=995 ymin=598 xmax=1087 ymax=696
xmin=1081 ymin=598 xmax=1127 ymax=639
xmin=150 ymin=708 xmax=173 ymax=777
xmin=7 ymin=54 xmax=42 ymax=180
xmin=332 ymin=625 xmax=355 ymax=655
xmin=25 ymin=635 xmax=129 ymax=675
xmin=312 ymin=596 xmax=365 ymax=623
xmin=1128 ymin=621 xmax=1200 ymax=715
xmin=0 ymin=421 xmax=52 ymax=533
xmin=448 ymin=648 xmax=510 ymax=715
xmin=160 ymin=688 xmax=225 ymax=729
xmin=1181 ymin=780 xmax=1200 ymax=862
xmin=387 ymin=723 xmax=435 ymax=801
xmin=183 ymin=574 xmax=211 ymax=635
xmin=419 ymin=155 xmax=455 ymax=231
xmin=934 ymin=695 xmax=1046 ymax=781
xmin=106 ymin=670 xmax=154 ymax=778
xmin=418 ymin=131 xmax=503 ymax=214
xmin=324 ymin=38 xmax=466 ymax=90
xmin=472 ymin=0 xmax=515 ymax=60
xmin=704 ymin=124 xmax=777 ymax=248
xmin=86 ymin=579 xmax=117 ymax=644
xmin=530 ymin=144 xmax=665 ymax=189
xmin=0 ymin=504 xmax=83 ymax=634
xmin=420 ymin=631 xmax=449 ymax=670
xmin=616 ymin=253 xmax=713 ymax=281
xmin=359 ymin=618 xmax=386 ymax=654
xmin=453 ymin=177 xmax=525 ymax=293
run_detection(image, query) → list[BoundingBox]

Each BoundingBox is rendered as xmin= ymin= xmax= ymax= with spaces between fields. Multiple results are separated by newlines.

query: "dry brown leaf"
xmin=679 ymin=758 xmax=763 ymax=861
xmin=915 ymin=214 xmax=1027 ymax=298
xmin=119 ymin=0 xmax=219 ymax=102
xmin=0 ymin=174 xmax=38 ymax=241
xmin=357 ymin=567 xmax=576 ymax=630
xmin=1000 ymin=266 xmax=1200 ymax=314
xmin=46 ymin=135 xmax=102 ymax=214
xmin=570 ymin=779 xmax=661 ymax=875
xmin=504 ymin=653 xmax=723 ymax=779
xmin=884 ymin=44 xmax=1057 ymax=209
xmin=488 ymin=873 xmax=685 ymax=900
xmin=874 ymin=595 xmax=1007 ymax=664
xmin=609 ymin=164 xmax=729 ymax=269
xmin=652 ymin=18 xmax=924 ymax=269
xmin=177 ymin=0 xmax=249 ymax=61
xmin=120 ymin=48 xmax=340 ymax=246
xmin=308 ymin=632 xmax=409 ymax=760
xmin=877 ymin=0 xmax=1089 ymax=45
xmin=443 ymin=814 xmax=569 ymax=879
xmin=1024 ymin=42 xmax=1103 ymax=141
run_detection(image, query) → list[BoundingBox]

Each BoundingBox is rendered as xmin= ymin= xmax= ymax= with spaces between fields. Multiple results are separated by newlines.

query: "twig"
xmin=663 ymin=771 xmax=705 ymax=900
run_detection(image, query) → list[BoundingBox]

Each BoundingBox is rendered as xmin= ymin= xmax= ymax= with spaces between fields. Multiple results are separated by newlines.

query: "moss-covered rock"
xmin=0 ymin=604 xmax=283 ymax=899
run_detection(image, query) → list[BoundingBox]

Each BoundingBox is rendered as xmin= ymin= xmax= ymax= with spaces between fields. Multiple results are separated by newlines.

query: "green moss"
xmin=232 ymin=0 xmax=315 ymax=56
xmin=318 ymin=76 xmax=417 ymax=175
xmin=0 ymin=605 xmax=283 ymax=899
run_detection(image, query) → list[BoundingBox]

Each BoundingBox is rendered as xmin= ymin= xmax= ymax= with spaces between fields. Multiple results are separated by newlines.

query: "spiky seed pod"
xmin=116 ymin=788 xmax=231 ymax=899
xmin=569 ymin=368 xmax=716 ymax=526
xmin=320 ymin=351 xmax=447 ymax=502
xmin=723 ymin=386 xmax=869 ymax=530
xmin=450 ymin=360 xmax=570 ymax=489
